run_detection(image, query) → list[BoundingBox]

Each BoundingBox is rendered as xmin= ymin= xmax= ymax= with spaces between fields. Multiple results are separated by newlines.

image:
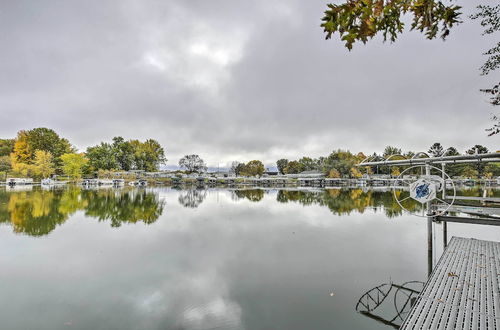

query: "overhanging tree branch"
xmin=321 ymin=0 xmax=462 ymax=50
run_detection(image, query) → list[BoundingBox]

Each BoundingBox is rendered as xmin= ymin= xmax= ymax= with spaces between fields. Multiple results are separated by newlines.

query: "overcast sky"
xmin=0 ymin=0 xmax=498 ymax=167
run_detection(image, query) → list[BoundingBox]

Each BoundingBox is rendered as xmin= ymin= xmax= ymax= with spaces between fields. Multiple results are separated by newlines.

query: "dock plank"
xmin=401 ymin=237 xmax=500 ymax=329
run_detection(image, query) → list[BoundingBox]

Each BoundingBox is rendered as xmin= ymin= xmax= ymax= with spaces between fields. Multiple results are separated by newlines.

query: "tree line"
xmin=274 ymin=143 xmax=500 ymax=179
xmin=176 ymin=155 xmax=266 ymax=177
xmin=184 ymin=143 xmax=499 ymax=179
xmin=0 ymin=128 xmax=166 ymax=180
xmin=0 ymin=129 xmax=498 ymax=180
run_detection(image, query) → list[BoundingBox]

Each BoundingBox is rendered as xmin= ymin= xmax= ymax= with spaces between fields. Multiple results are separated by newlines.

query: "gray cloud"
xmin=0 ymin=0 xmax=497 ymax=167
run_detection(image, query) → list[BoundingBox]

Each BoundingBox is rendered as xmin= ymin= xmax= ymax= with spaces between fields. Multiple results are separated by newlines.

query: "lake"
xmin=0 ymin=186 xmax=499 ymax=330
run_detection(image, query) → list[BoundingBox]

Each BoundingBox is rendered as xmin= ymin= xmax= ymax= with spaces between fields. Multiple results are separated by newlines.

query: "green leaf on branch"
xmin=321 ymin=0 xmax=462 ymax=50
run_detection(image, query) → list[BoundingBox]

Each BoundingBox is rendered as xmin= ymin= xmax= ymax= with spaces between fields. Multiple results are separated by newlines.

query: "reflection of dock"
xmin=401 ymin=237 xmax=500 ymax=329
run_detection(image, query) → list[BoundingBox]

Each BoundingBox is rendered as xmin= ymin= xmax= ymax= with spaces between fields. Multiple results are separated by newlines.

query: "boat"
xmin=41 ymin=178 xmax=67 ymax=186
xmin=6 ymin=178 xmax=33 ymax=186
xmin=81 ymin=179 xmax=99 ymax=186
xmin=112 ymin=179 xmax=125 ymax=186
xmin=97 ymin=179 xmax=113 ymax=186
xmin=128 ymin=179 xmax=147 ymax=187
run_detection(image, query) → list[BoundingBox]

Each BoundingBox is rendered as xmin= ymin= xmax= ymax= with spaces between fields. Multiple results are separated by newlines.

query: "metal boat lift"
xmin=358 ymin=151 xmax=500 ymax=212
xmin=358 ymin=152 xmax=500 ymax=329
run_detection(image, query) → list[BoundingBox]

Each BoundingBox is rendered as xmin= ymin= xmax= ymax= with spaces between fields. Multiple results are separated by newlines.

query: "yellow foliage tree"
xmin=244 ymin=160 xmax=265 ymax=177
xmin=61 ymin=153 xmax=87 ymax=180
xmin=462 ymin=167 xmax=479 ymax=178
xmin=391 ymin=167 xmax=401 ymax=177
xmin=33 ymin=150 xmax=55 ymax=179
xmin=11 ymin=131 xmax=31 ymax=164
xmin=10 ymin=154 xmax=35 ymax=177
xmin=350 ymin=167 xmax=362 ymax=178
xmin=328 ymin=168 xmax=341 ymax=178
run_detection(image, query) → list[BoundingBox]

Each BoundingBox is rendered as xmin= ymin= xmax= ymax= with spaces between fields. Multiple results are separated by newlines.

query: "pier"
xmin=400 ymin=237 xmax=500 ymax=329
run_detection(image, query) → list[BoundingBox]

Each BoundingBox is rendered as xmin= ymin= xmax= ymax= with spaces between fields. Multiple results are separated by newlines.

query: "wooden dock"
xmin=401 ymin=237 xmax=500 ymax=329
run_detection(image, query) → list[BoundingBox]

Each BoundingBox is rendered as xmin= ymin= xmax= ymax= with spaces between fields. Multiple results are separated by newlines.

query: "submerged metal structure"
xmin=356 ymin=281 xmax=424 ymax=329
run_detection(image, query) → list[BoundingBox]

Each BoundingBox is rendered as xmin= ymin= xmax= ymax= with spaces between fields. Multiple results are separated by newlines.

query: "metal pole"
xmin=442 ymin=163 xmax=446 ymax=199
xmin=426 ymin=163 xmax=433 ymax=278
xmin=426 ymin=164 xmax=431 ymax=215
xmin=443 ymin=221 xmax=448 ymax=248
xmin=428 ymin=216 xmax=434 ymax=276
xmin=357 ymin=152 xmax=500 ymax=167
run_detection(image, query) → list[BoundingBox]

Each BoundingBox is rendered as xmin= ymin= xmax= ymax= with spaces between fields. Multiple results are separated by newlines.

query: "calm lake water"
xmin=1 ymin=186 xmax=499 ymax=330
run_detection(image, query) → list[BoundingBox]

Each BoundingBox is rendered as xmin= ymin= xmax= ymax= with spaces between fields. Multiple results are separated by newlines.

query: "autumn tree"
xmin=131 ymin=139 xmax=166 ymax=172
xmin=10 ymin=128 xmax=73 ymax=172
xmin=391 ymin=166 xmax=401 ymax=177
xmin=486 ymin=163 xmax=500 ymax=177
xmin=11 ymin=131 xmax=31 ymax=165
xmin=243 ymin=160 xmax=265 ymax=177
xmin=328 ymin=168 xmax=341 ymax=178
xmin=350 ymin=167 xmax=363 ymax=178
xmin=32 ymin=150 xmax=55 ymax=179
xmin=322 ymin=150 xmax=359 ymax=176
xmin=10 ymin=161 xmax=34 ymax=177
xmin=61 ymin=153 xmax=88 ymax=180
xmin=462 ymin=166 xmax=479 ymax=178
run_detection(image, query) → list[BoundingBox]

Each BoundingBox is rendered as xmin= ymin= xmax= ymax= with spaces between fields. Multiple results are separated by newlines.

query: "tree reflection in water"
xmin=1 ymin=189 xmax=78 ymax=236
xmin=178 ymin=188 xmax=207 ymax=208
xmin=232 ymin=189 xmax=265 ymax=202
xmin=0 ymin=187 xmax=164 ymax=236
xmin=0 ymin=187 xmax=424 ymax=237
xmin=277 ymin=189 xmax=421 ymax=218
xmin=83 ymin=189 xmax=165 ymax=227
